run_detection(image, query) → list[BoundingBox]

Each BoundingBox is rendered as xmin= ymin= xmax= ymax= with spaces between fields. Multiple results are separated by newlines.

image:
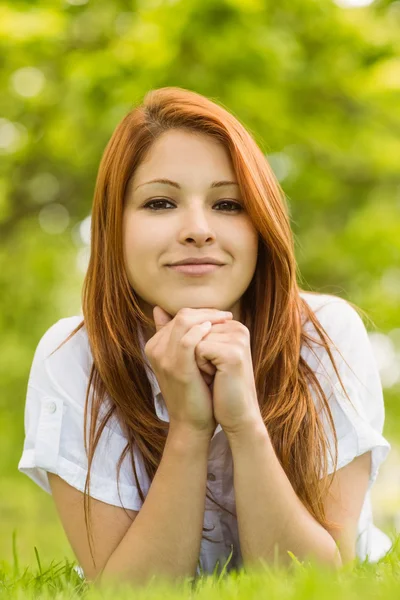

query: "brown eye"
xmin=143 ymin=199 xmax=243 ymax=212
xmin=215 ymin=201 xmax=243 ymax=212
xmin=143 ymin=199 xmax=174 ymax=210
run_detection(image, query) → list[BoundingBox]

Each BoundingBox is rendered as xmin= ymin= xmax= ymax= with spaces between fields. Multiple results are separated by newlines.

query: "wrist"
xmin=167 ymin=422 xmax=213 ymax=448
xmin=225 ymin=417 xmax=268 ymax=446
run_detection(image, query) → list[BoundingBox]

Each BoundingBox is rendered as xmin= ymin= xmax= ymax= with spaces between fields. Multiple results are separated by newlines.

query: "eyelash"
xmin=143 ymin=199 xmax=243 ymax=213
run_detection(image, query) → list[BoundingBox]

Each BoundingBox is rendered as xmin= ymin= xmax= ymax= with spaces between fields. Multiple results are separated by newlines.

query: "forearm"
xmin=227 ymin=422 xmax=342 ymax=570
xmin=101 ymin=425 xmax=210 ymax=587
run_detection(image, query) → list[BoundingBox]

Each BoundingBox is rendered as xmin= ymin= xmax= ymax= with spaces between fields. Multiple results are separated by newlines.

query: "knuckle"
xmin=175 ymin=312 xmax=191 ymax=327
xmin=180 ymin=336 xmax=192 ymax=349
xmin=158 ymin=358 xmax=171 ymax=373
xmin=178 ymin=307 xmax=192 ymax=316
xmin=194 ymin=341 xmax=204 ymax=357
xmin=238 ymin=324 xmax=250 ymax=341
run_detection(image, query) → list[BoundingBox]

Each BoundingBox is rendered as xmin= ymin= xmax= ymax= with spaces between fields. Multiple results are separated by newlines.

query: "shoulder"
xmin=299 ymin=292 xmax=376 ymax=391
xmin=20 ymin=316 xmax=148 ymax=507
xmin=299 ymin=292 xmax=368 ymax=343
xmin=35 ymin=316 xmax=87 ymax=361
xmin=299 ymin=293 xmax=386 ymax=437
xmin=29 ymin=316 xmax=91 ymax=411
xmin=299 ymin=291 xmax=358 ymax=319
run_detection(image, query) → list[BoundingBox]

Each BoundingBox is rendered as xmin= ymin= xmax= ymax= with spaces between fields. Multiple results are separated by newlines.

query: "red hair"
xmin=50 ymin=87 xmax=366 ymax=569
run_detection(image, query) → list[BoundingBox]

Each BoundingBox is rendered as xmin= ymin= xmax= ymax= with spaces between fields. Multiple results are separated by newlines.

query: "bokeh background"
xmin=1 ymin=0 xmax=399 ymax=569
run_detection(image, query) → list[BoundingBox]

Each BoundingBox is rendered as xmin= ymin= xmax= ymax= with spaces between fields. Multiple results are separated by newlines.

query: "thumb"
xmin=153 ymin=305 xmax=173 ymax=332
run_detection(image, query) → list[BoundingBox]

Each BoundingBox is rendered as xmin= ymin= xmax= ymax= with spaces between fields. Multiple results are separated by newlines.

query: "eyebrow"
xmin=133 ymin=178 xmax=239 ymax=191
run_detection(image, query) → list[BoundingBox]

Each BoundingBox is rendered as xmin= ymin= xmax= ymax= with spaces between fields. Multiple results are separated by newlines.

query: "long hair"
xmin=49 ymin=87 xmax=368 ymax=570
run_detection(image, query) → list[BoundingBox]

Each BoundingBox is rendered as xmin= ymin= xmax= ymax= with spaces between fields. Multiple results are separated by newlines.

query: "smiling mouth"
xmin=167 ymin=264 xmax=223 ymax=276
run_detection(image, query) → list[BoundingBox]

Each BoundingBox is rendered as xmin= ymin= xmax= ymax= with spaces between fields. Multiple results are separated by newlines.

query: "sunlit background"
xmin=1 ymin=0 xmax=399 ymax=568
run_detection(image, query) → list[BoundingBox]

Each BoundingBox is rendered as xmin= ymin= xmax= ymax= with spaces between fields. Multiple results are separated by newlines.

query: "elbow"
xmin=317 ymin=539 xmax=344 ymax=571
xmin=94 ymin=561 xmax=194 ymax=591
xmin=331 ymin=546 xmax=343 ymax=569
xmin=298 ymin=538 xmax=344 ymax=571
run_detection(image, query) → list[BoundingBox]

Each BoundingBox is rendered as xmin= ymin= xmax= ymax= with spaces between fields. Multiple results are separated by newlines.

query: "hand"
xmin=194 ymin=319 xmax=263 ymax=436
xmin=144 ymin=306 xmax=233 ymax=437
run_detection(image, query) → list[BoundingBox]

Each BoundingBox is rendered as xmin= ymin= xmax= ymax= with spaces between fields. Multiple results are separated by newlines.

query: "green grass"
xmin=1 ymin=530 xmax=400 ymax=599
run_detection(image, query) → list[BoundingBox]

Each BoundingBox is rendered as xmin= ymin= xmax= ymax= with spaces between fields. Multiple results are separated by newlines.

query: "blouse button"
xmin=207 ymin=472 xmax=216 ymax=481
xmin=45 ymin=401 xmax=57 ymax=414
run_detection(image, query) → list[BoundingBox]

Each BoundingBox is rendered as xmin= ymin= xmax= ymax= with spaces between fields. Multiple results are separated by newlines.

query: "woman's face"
xmin=122 ymin=128 xmax=259 ymax=338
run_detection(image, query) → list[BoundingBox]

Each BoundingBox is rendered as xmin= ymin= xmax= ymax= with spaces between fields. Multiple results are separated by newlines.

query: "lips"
xmin=167 ymin=257 xmax=225 ymax=266
xmin=168 ymin=264 xmax=223 ymax=276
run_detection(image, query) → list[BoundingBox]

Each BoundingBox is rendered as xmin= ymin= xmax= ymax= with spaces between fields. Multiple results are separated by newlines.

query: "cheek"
xmin=237 ymin=231 xmax=259 ymax=278
xmin=122 ymin=217 xmax=144 ymax=271
xmin=247 ymin=228 xmax=260 ymax=261
xmin=123 ymin=215 xmax=146 ymax=253
xmin=237 ymin=227 xmax=259 ymax=260
xmin=123 ymin=216 xmax=168 ymax=266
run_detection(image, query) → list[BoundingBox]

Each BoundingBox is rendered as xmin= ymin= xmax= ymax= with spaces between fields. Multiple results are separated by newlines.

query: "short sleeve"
xmin=18 ymin=317 xmax=149 ymax=510
xmin=301 ymin=296 xmax=391 ymax=489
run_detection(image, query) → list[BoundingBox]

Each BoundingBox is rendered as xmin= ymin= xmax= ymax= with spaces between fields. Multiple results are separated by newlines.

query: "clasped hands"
xmin=156 ymin=306 xmax=262 ymax=436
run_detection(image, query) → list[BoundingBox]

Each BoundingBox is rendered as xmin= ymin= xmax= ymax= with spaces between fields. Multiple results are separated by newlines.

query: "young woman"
xmin=18 ymin=87 xmax=392 ymax=587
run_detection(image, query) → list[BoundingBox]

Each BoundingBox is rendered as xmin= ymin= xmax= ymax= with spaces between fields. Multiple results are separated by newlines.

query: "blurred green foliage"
xmin=0 ymin=0 xmax=399 ymax=568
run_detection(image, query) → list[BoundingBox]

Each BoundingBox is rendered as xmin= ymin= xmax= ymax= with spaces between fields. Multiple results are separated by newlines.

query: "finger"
xmin=153 ymin=305 xmax=173 ymax=332
xmin=153 ymin=306 xmax=232 ymax=335
xmin=197 ymin=359 xmax=216 ymax=376
xmin=175 ymin=321 xmax=215 ymax=381
xmin=196 ymin=341 xmax=217 ymax=376
xmin=169 ymin=309 xmax=233 ymax=351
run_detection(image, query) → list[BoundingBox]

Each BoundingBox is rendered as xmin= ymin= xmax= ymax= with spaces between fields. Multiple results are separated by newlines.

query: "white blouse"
xmin=18 ymin=292 xmax=393 ymax=577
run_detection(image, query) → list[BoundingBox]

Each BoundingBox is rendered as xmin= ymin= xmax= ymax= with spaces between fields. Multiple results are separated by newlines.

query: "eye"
xmin=143 ymin=199 xmax=243 ymax=212
xmin=216 ymin=200 xmax=243 ymax=212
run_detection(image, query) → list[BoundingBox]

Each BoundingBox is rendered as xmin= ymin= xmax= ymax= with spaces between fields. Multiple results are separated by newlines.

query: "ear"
xmin=153 ymin=306 xmax=173 ymax=333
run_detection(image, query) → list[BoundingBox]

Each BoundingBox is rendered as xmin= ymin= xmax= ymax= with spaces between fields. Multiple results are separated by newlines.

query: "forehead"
xmin=132 ymin=129 xmax=235 ymax=181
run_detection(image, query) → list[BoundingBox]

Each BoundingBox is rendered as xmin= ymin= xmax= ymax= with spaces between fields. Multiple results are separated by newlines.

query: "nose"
xmin=179 ymin=206 xmax=216 ymax=243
